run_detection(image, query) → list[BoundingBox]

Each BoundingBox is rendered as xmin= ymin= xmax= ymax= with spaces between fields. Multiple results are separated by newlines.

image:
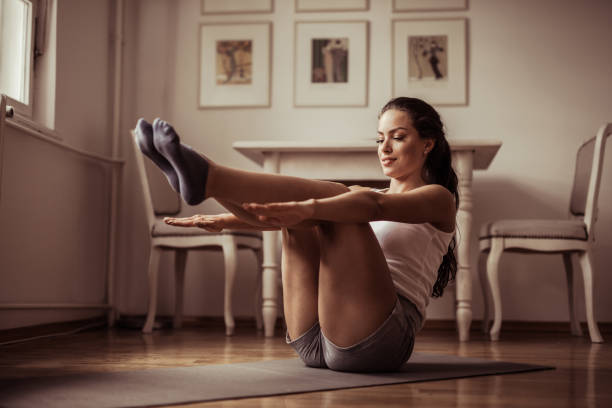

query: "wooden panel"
xmin=1 ymin=326 xmax=610 ymax=407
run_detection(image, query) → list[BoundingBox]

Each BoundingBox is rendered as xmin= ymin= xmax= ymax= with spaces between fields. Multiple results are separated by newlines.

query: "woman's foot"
xmin=152 ymin=118 xmax=210 ymax=205
xmin=133 ymin=118 xmax=180 ymax=193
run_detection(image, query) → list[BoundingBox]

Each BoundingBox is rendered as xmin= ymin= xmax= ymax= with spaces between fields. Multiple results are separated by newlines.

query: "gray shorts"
xmin=286 ymin=296 xmax=422 ymax=373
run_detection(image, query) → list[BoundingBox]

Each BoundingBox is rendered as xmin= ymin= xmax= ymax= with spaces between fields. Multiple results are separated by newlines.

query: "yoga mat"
xmin=0 ymin=353 xmax=552 ymax=408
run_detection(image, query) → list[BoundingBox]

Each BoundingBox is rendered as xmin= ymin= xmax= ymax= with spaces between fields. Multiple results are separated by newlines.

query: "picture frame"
xmin=201 ymin=0 xmax=274 ymax=15
xmin=294 ymin=21 xmax=369 ymax=107
xmin=295 ymin=0 xmax=369 ymax=12
xmin=198 ymin=22 xmax=272 ymax=108
xmin=392 ymin=18 xmax=467 ymax=106
xmin=392 ymin=0 xmax=467 ymax=12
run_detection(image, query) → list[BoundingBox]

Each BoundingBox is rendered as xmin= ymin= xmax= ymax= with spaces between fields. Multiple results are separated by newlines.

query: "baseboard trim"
xmin=0 ymin=317 xmax=107 ymax=345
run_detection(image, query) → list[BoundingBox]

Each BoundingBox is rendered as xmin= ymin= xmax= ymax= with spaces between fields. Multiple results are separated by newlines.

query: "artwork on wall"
xmin=198 ymin=22 xmax=271 ymax=108
xmin=294 ymin=21 xmax=368 ymax=107
xmin=295 ymin=0 xmax=369 ymax=12
xmin=201 ymin=0 xmax=274 ymax=14
xmin=392 ymin=18 xmax=467 ymax=106
xmin=392 ymin=0 xmax=467 ymax=12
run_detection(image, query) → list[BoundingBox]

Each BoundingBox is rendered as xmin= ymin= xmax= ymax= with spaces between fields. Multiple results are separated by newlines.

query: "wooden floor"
xmin=0 ymin=324 xmax=610 ymax=407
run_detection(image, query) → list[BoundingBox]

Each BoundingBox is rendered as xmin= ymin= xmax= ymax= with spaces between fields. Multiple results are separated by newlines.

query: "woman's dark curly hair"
xmin=380 ymin=97 xmax=459 ymax=298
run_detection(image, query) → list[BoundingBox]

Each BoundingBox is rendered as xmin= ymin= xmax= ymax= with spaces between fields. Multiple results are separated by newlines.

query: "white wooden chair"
xmin=130 ymin=133 xmax=263 ymax=335
xmin=478 ymin=123 xmax=611 ymax=343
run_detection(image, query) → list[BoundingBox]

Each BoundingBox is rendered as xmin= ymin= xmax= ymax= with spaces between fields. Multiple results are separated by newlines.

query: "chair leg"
xmin=174 ymin=249 xmax=187 ymax=329
xmin=253 ymin=248 xmax=264 ymax=331
xmin=563 ymin=253 xmax=583 ymax=336
xmin=487 ymin=238 xmax=504 ymax=341
xmin=143 ymin=246 xmax=162 ymax=334
xmin=222 ymin=235 xmax=238 ymax=336
xmin=578 ymin=251 xmax=604 ymax=343
xmin=478 ymin=249 xmax=491 ymax=334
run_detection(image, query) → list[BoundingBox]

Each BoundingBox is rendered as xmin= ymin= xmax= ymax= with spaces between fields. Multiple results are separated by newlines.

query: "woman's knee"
xmin=283 ymin=227 xmax=317 ymax=245
xmin=282 ymin=228 xmax=320 ymax=260
xmin=317 ymin=221 xmax=371 ymax=243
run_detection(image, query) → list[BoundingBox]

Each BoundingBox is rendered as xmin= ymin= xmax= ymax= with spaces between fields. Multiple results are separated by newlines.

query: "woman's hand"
xmin=164 ymin=214 xmax=228 ymax=232
xmin=242 ymin=199 xmax=315 ymax=227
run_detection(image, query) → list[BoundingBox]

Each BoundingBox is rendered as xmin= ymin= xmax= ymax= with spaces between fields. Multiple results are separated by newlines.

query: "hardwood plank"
xmin=0 ymin=326 xmax=609 ymax=407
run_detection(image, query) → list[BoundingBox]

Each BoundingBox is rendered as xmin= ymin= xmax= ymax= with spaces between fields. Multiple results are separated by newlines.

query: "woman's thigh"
xmin=316 ymin=222 xmax=398 ymax=348
xmin=281 ymin=227 xmax=320 ymax=341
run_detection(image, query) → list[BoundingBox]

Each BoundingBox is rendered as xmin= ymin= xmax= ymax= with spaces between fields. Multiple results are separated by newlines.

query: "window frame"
xmin=1 ymin=0 xmax=37 ymax=119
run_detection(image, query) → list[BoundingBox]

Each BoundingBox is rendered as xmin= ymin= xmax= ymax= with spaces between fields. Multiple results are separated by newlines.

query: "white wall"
xmin=54 ymin=0 xmax=114 ymax=156
xmin=117 ymin=0 xmax=612 ymax=325
xmin=0 ymin=0 xmax=115 ymax=330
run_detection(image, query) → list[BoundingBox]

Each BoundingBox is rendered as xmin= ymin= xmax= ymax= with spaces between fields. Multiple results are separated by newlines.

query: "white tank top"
xmin=370 ymin=220 xmax=454 ymax=324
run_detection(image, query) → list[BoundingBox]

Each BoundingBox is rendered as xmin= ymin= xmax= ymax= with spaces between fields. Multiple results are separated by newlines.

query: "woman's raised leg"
xmin=208 ymin=164 xmax=349 ymax=205
xmin=146 ymin=118 xmax=350 ymax=207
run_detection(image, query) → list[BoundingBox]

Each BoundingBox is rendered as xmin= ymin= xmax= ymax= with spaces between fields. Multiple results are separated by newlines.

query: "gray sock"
xmin=152 ymin=118 xmax=209 ymax=206
xmin=134 ymin=118 xmax=180 ymax=193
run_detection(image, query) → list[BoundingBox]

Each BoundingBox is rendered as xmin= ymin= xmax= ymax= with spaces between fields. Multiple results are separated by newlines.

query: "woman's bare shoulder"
xmin=409 ymin=184 xmax=454 ymax=200
xmin=384 ymin=184 xmax=456 ymax=232
xmin=417 ymin=185 xmax=456 ymax=233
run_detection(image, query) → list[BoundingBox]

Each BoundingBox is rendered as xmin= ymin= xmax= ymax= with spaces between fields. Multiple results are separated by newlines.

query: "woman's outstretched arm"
xmin=162 ymin=185 xmax=377 ymax=232
xmin=164 ymin=213 xmax=323 ymax=232
xmin=164 ymin=213 xmax=279 ymax=232
xmin=243 ymin=184 xmax=456 ymax=231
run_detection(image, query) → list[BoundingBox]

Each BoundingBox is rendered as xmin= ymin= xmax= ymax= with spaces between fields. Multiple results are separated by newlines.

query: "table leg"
xmin=262 ymin=153 xmax=281 ymax=337
xmin=453 ymin=151 xmax=474 ymax=342
xmin=261 ymin=230 xmax=279 ymax=337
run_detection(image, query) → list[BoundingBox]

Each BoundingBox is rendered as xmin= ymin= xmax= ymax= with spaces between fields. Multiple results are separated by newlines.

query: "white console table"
xmin=233 ymin=139 xmax=502 ymax=341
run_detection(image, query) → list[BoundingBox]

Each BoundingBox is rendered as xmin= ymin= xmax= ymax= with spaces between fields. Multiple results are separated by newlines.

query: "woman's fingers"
xmin=242 ymin=202 xmax=266 ymax=212
xmin=164 ymin=216 xmax=223 ymax=232
xmin=243 ymin=202 xmax=295 ymax=215
xmin=242 ymin=201 xmax=309 ymax=227
xmin=257 ymin=215 xmax=277 ymax=223
xmin=164 ymin=217 xmax=198 ymax=227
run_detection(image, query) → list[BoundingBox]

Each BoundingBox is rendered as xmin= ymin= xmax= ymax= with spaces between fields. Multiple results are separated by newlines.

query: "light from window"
xmin=0 ymin=0 xmax=33 ymax=105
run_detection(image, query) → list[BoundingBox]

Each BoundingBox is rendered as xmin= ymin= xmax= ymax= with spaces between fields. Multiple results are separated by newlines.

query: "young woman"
xmin=133 ymin=97 xmax=458 ymax=373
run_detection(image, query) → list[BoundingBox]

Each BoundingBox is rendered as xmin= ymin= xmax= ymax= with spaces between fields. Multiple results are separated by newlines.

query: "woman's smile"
xmin=380 ymin=156 xmax=396 ymax=166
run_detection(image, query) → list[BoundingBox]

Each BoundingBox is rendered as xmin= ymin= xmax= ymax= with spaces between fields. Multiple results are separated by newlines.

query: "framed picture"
xmin=201 ymin=0 xmax=274 ymax=14
xmin=294 ymin=21 xmax=369 ymax=107
xmin=393 ymin=0 xmax=467 ymax=12
xmin=198 ymin=22 xmax=271 ymax=108
xmin=392 ymin=18 xmax=467 ymax=106
xmin=295 ymin=0 xmax=369 ymax=12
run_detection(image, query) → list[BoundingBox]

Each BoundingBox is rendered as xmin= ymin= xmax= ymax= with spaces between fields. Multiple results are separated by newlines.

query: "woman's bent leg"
xmin=315 ymin=222 xmax=415 ymax=372
xmin=281 ymin=228 xmax=320 ymax=340
xmin=317 ymin=222 xmax=398 ymax=347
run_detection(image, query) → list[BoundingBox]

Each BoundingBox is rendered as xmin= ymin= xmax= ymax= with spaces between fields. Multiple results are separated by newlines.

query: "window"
xmin=0 ymin=0 xmax=35 ymax=116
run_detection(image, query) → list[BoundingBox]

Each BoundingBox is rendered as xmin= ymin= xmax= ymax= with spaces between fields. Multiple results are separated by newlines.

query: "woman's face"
xmin=377 ymin=109 xmax=433 ymax=182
